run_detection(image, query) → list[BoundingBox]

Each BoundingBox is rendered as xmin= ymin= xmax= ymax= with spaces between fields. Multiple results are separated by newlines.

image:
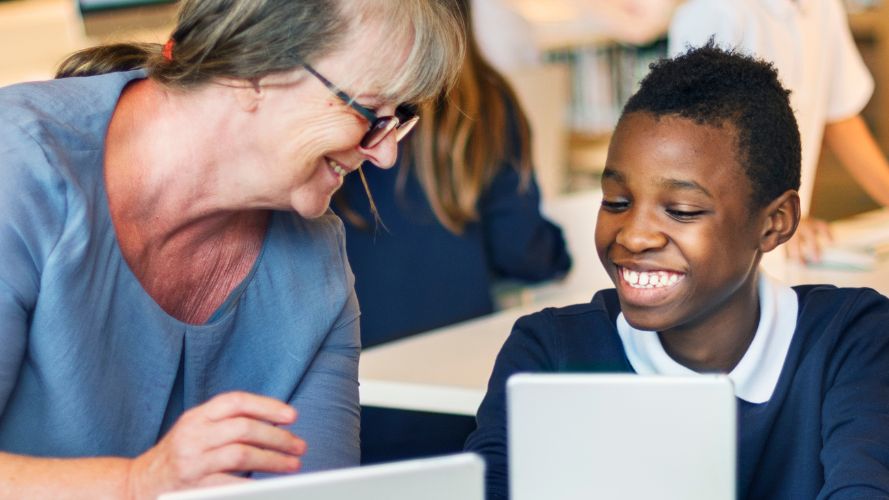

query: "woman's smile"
xmin=317 ymin=156 xmax=350 ymax=193
xmin=326 ymin=157 xmax=349 ymax=177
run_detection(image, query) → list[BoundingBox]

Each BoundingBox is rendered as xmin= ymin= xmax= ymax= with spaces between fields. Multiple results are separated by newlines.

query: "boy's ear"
xmin=759 ymin=190 xmax=801 ymax=252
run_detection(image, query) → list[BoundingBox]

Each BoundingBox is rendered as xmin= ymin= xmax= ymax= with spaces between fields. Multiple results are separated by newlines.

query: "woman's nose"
xmin=359 ymin=131 xmax=399 ymax=169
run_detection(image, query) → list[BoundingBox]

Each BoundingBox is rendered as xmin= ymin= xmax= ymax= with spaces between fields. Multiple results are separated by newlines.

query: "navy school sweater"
xmin=465 ymin=285 xmax=889 ymax=499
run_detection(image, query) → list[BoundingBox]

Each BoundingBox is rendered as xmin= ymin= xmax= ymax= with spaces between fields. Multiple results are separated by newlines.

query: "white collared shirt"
xmin=616 ymin=273 xmax=799 ymax=403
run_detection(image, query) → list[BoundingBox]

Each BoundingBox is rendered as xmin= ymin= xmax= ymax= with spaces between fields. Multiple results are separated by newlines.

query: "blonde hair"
xmin=56 ymin=0 xmax=464 ymax=105
xmin=337 ymin=0 xmax=530 ymax=234
xmin=406 ymin=0 xmax=531 ymax=234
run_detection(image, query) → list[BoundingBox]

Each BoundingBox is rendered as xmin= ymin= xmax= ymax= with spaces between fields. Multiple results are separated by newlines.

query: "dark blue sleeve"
xmin=464 ymin=309 xmax=560 ymax=500
xmin=478 ymin=103 xmax=571 ymax=283
xmin=818 ymin=290 xmax=889 ymax=499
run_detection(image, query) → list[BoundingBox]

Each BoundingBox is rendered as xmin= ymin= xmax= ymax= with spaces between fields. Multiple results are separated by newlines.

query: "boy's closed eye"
xmin=665 ymin=207 xmax=709 ymax=221
xmin=601 ymin=199 xmax=630 ymax=212
xmin=600 ymin=199 xmax=710 ymax=221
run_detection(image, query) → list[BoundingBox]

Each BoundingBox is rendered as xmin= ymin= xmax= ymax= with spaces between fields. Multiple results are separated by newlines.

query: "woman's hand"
xmin=785 ymin=216 xmax=833 ymax=264
xmin=126 ymin=391 xmax=306 ymax=499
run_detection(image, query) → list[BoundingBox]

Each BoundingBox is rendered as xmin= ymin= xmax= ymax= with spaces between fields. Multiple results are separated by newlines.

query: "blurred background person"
xmin=473 ymin=0 xmax=678 ymax=72
xmin=669 ymin=0 xmax=889 ymax=263
xmin=335 ymin=0 xmax=571 ymax=465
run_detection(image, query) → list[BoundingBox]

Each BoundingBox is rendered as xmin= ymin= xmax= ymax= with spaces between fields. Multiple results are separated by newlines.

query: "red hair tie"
xmin=162 ymin=39 xmax=175 ymax=61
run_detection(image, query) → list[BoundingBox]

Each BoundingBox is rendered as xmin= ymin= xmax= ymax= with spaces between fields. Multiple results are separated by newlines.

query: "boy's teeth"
xmin=620 ymin=268 xmax=683 ymax=289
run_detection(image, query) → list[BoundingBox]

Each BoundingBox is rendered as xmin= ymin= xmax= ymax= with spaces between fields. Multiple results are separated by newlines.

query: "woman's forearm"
xmin=0 ymin=452 xmax=132 ymax=499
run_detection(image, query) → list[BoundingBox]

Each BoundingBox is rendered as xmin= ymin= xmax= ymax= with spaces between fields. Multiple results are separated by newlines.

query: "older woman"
xmin=0 ymin=0 xmax=463 ymax=497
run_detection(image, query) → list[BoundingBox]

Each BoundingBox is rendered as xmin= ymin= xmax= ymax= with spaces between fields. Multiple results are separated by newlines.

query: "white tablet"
xmin=159 ymin=452 xmax=484 ymax=500
xmin=508 ymin=373 xmax=736 ymax=500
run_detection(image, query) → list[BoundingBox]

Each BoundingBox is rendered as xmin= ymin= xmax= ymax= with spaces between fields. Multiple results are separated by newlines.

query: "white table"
xmin=359 ymin=191 xmax=889 ymax=415
xmin=359 ymin=190 xmax=607 ymax=415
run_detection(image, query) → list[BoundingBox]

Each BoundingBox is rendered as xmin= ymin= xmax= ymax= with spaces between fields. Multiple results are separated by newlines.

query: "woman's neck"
xmin=105 ymin=79 xmax=261 ymax=242
xmin=103 ymin=78 xmax=270 ymax=323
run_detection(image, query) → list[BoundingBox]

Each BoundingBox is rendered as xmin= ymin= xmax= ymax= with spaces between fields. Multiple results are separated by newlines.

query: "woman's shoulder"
xmin=0 ymin=71 xmax=145 ymax=184
xmin=0 ymin=72 xmax=146 ymax=296
xmin=0 ymin=71 xmax=143 ymax=141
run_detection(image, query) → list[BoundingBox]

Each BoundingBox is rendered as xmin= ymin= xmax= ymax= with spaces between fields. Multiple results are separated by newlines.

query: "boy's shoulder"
xmin=506 ymin=289 xmax=628 ymax=371
xmin=521 ymin=285 xmax=888 ymax=327
xmin=793 ymin=284 xmax=889 ymax=314
xmin=530 ymin=288 xmax=621 ymax=321
xmin=792 ymin=284 xmax=889 ymax=343
xmin=512 ymin=289 xmax=622 ymax=345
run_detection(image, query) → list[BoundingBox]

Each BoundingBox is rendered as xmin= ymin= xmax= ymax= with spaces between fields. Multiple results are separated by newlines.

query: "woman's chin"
xmin=290 ymin=194 xmax=333 ymax=219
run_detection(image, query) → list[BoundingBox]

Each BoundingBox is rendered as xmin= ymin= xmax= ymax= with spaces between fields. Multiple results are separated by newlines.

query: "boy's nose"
xmin=615 ymin=216 xmax=668 ymax=253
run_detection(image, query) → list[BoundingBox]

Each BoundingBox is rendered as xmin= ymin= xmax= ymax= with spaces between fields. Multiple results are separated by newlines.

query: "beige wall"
xmin=0 ymin=0 xmax=86 ymax=85
xmin=0 ymin=0 xmax=175 ymax=86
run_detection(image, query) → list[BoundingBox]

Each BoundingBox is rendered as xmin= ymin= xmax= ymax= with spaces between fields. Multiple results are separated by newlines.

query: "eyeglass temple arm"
xmin=300 ymin=62 xmax=378 ymax=123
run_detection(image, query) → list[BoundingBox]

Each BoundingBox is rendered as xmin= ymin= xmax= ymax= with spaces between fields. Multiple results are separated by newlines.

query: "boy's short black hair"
xmin=621 ymin=42 xmax=801 ymax=208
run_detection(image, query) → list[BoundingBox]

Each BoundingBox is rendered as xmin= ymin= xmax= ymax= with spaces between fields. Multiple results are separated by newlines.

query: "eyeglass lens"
xmin=360 ymin=114 xmax=419 ymax=149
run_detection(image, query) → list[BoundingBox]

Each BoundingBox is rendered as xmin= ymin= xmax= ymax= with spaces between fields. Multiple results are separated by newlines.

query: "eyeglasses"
xmin=301 ymin=62 xmax=419 ymax=149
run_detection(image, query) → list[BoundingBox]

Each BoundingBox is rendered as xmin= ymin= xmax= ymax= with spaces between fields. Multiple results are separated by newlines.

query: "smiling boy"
xmin=464 ymin=44 xmax=889 ymax=499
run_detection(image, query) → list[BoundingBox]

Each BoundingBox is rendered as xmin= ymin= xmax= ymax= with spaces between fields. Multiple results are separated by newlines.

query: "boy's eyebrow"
xmin=657 ymin=177 xmax=713 ymax=198
xmin=602 ymin=168 xmax=712 ymax=198
xmin=601 ymin=168 xmax=624 ymax=183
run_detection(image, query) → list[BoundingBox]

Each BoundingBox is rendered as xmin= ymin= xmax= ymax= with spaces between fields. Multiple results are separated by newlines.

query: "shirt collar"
xmin=616 ymin=273 xmax=798 ymax=403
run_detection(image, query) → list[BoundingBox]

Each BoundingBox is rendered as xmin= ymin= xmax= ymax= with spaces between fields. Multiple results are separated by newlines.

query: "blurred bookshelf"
xmin=543 ymin=39 xmax=668 ymax=192
xmin=488 ymin=0 xmax=678 ymax=196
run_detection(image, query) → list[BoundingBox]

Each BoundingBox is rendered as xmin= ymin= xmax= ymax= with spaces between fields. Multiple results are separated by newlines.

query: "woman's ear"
xmin=232 ymin=78 xmax=264 ymax=111
xmin=759 ymin=189 xmax=801 ymax=252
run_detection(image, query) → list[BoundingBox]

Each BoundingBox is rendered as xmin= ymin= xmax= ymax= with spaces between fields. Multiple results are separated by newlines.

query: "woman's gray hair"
xmin=56 ymin=0 xmax=464 ymax=104
xmin=370 ymin=0 xmax=466 ymax=104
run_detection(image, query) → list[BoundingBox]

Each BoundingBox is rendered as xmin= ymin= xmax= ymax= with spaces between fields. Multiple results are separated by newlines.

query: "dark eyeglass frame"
xmin=301 ymin=62 xmax=419 ymax=149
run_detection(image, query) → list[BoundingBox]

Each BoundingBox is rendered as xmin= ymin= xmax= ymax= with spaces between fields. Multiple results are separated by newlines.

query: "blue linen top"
xmin=464 ymin=285 xmax=889 ymax=499
xmin=0 ymin=71 xmax=360 ymax=471
xmin=335 ymin=99 xmax=571 ymax=348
